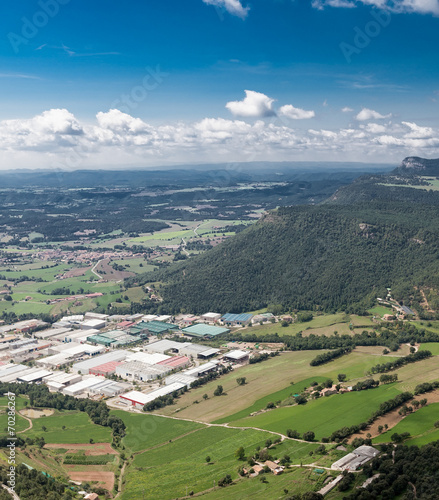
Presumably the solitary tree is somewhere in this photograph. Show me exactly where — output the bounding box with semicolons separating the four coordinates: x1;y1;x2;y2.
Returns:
205;456;211;463
235;447;245;460
337;374;347;382
214;385;223;397
303;431;315;442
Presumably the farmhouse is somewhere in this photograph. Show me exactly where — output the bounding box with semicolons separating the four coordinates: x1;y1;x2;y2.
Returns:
264;461;284;475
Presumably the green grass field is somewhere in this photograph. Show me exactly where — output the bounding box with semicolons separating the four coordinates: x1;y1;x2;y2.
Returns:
213;377;330;424
112;411;203;453
374;403;439;446
368;306;394;317
151;350;398;423
200;467;335;500
245;313;351;338
121;426;280;500
110;258;157;275
232;383;402;440
0;412;30;434
419;343;439;355
23;411;112;444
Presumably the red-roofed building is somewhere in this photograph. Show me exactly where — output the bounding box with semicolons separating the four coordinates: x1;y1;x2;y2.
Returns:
117;321;135;329
157;355;190;370
89;361;123;376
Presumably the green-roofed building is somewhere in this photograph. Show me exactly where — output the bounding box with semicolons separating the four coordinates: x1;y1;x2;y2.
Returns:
182;324;229;338
129;320;179;336
87;334;113;346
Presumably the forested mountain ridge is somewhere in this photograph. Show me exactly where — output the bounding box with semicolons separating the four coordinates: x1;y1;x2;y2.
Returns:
128;157;439;314
329;156;439;205
394;156;439;176
135;201;439;314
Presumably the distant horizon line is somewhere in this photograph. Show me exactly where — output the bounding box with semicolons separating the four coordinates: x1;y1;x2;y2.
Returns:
0;159;401;175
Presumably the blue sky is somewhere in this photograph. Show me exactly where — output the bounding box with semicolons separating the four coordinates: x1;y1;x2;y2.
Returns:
0;0;438;168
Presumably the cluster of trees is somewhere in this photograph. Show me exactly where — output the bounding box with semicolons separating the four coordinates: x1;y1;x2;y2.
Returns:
369;392;414;422
189;366;232;389
369;350;431;374
379;373;398;384
351;378;379;391
414;380;439;395
310;347;352;366
143;390;186;411
0;464;72;500
249;351;279;364
344;441;439;499
330;392;414;441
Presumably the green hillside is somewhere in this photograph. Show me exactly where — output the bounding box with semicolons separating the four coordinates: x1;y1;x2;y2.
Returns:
135;200;439;314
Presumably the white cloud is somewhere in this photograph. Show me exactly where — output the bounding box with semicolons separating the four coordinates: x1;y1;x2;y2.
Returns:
226;90;276;118
361;122;388;133
356;108;391;121
0;108;438;168
202;0;249;18
279;104;316;120
312;0;439;15
402;121;435;138
342;107;354;112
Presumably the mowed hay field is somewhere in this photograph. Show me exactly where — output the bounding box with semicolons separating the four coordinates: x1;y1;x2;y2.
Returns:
374;403;439;446
232;383;402;440
121;426;280;500
152;350;399;423
23;410;112;444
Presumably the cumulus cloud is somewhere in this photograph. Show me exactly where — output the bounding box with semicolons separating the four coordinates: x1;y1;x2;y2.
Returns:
312;0;439;15
342;107;354;113
226;90;276;118
202;0;249;18
356;108;391;121
279;104;316;120
0;108;438;168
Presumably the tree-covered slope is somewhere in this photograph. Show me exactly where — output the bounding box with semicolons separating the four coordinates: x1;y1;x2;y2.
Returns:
143;201;439;314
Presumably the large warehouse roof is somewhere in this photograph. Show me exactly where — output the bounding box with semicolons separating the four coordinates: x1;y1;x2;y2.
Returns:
221;313;253;323
72;350;129;373
145;339;189;353
120;383;186;406
182;324;229;338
